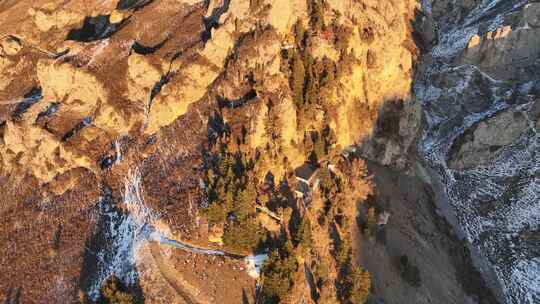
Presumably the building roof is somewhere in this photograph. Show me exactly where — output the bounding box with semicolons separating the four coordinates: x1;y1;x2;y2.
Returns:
294;163;318;182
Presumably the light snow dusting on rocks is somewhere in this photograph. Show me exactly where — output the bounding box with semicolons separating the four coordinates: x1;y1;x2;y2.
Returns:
83;168;155;300
417;0;540;303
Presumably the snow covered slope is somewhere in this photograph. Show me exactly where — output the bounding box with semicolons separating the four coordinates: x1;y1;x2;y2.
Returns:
416;1;540;303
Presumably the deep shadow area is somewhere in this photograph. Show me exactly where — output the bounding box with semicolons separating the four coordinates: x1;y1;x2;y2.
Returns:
62;116;92;141
66;15;130;42
132;39;168;55
117;0;154;11
35;102;60;122
411;8;437;53
99;154;118;171
201;0;231;43
149;75;171;102
217;89;257;109
11;87;42;120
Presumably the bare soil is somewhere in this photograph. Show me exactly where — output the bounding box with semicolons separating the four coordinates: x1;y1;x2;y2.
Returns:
164;243;256;304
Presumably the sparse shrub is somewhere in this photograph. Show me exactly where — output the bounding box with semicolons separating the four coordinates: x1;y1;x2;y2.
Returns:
249;0;264;10
364;206;377;239
335;26;353;51
399;255;422;287
321;57;336;87
360;26;375;43
347;267;371;304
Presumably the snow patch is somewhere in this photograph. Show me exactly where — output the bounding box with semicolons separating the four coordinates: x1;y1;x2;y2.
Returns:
244;254;268;279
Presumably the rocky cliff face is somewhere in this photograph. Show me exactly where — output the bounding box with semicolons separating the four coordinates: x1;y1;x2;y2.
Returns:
415;1;540;303
0;0;419;303
1;0;418;189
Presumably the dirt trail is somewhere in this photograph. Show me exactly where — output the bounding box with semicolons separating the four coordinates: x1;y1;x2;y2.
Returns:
148;242;211;304
157;235;243;258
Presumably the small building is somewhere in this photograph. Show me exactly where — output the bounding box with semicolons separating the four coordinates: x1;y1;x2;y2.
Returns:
293;163;319;199
295;163;318;184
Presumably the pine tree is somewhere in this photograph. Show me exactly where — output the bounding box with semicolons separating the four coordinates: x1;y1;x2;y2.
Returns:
348;267;371;304
206;169;216;187
218;155;230;175
310;0;325;31
223;188;235;210
206;202;226;225
223;217;266;252
261;244;298;302
294;21;306;47
294;217;312;247
318;167;334;194
313;136;327;162
291;51;305;106
365;207;377;239
235;188;254;221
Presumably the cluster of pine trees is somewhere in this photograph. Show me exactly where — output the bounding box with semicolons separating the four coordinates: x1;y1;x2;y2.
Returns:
200;1;374;303
203;119;267;253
